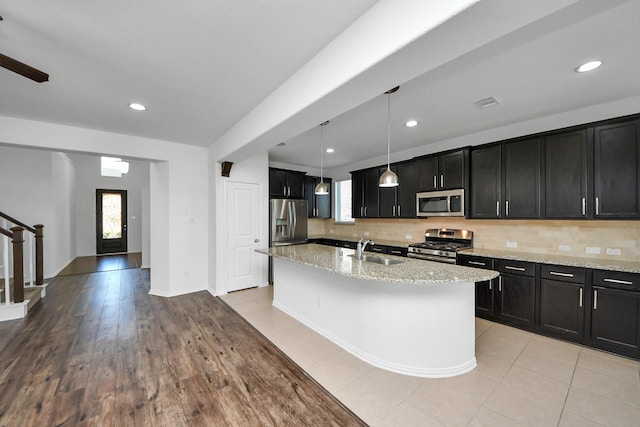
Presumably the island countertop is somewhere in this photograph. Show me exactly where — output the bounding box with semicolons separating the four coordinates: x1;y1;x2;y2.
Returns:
257;243;498;284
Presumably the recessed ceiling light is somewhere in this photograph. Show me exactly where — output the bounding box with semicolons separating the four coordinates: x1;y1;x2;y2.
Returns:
325;147;335;153
575;60;602;73
405;120;418;127
129;102;146;111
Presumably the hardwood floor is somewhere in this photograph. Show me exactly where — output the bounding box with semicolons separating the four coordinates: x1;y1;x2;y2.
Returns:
0;268;365;426
56;253;142;276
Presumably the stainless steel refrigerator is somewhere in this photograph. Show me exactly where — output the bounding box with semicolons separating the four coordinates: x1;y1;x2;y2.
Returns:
269;199;308;283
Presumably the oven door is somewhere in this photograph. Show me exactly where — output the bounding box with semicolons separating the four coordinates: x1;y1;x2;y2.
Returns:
416;189;465;217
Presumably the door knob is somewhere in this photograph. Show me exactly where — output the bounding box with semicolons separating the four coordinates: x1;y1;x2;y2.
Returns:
254;239;260;243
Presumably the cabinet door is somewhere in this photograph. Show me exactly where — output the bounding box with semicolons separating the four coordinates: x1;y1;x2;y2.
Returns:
351;171;364;218
287;171;306;199
397;161;420;217
457;255;495;318
594;119;640;218
379;166;397;218
545;130;589;218
439;150;465;189
504;137;543;218
590;287;640;357
363;168;380;217
417;156;439;191
315;178;332;219
497;274;535;328
303;176;316;217
539;279;584;340
470;145;501;218
269;169;288;198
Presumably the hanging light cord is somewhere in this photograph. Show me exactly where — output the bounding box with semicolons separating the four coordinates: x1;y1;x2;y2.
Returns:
386;91;391;169
320;123;324;182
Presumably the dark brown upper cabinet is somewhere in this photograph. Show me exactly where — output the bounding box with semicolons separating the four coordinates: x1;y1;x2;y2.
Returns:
269;168;306;199
416;149;467;192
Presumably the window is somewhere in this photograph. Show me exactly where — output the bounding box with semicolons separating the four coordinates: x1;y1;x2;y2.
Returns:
334;180;354;223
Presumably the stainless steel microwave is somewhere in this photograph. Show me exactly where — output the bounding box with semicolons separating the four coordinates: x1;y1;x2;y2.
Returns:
416;189;465;217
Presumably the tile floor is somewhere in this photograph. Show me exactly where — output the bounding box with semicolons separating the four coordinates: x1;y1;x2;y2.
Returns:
220;286;640;427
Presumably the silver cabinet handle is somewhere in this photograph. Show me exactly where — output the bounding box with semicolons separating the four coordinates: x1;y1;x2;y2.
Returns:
392;206;396;216
360;206;363;217
604;278;633;285
582;197;586;216
398;205;401;216
440;174;444;188
595;197;600;216
506;200;509;217
433;175;437;188
550;271;574;278
579;288;583;307
283;186;287;196
499;276;502;292
593;289;598;310
468;261;486;266
364;207;367;217
489;281;493;290
496;201;500;217
504;266;526;271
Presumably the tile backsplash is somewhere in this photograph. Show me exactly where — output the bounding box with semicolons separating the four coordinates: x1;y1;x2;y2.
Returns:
308;218;640;263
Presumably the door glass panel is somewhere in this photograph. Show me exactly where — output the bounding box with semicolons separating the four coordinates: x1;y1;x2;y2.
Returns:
102;193;122;239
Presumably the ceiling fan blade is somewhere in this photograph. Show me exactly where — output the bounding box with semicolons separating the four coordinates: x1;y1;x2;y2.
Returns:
0;53;49;83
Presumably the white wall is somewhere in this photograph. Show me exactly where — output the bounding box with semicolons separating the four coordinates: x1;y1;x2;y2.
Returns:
0;146;76;277
210;152;270;296
68;153;148;257
0;116;209;297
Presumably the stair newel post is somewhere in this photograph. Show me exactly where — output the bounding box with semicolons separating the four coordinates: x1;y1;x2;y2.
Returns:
11;227;25;303
34;225;44;286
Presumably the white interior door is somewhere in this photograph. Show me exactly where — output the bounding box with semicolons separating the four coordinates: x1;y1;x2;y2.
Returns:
226;181;261;292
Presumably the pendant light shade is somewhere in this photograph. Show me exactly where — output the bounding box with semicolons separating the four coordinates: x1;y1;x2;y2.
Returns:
315;121;330;195
379;86;399;187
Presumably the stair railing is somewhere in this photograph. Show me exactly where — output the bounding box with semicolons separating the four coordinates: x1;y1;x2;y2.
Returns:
0;212;44;305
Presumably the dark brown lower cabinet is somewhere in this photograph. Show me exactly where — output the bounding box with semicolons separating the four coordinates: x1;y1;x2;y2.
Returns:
589;270;640;358
457;254;495;318
539;265;586;341
497;271;535;329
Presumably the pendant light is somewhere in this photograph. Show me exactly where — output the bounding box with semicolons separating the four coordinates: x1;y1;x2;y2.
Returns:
379;86;399;187
314;121;330;195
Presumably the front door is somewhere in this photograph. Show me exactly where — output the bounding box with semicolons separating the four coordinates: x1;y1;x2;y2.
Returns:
226;181;261;292
96;189;128;254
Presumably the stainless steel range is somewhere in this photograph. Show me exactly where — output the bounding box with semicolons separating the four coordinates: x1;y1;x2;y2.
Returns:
407;228;473;263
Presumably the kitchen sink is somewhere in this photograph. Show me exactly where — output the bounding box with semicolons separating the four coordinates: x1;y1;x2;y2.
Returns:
348;254;405;265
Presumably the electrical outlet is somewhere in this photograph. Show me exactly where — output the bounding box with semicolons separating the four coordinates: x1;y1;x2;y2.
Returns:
329;229;334;234
506;241;518;248
405;234;412;240
585;247;601;255
363;231;370;236
606;248;621;256
559;245;571;251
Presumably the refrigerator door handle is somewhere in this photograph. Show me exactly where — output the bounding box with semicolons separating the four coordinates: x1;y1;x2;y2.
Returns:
290;202;296;239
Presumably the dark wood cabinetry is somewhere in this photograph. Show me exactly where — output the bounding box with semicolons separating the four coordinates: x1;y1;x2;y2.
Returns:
539;265;586;341
589;270;640;357
457;254;495;318
304;176;332;218
470;138;542;219
379;161;420;218
416;149;467;192
269;168;306;198
593;119;640;218
544;129;590;218
351;168;379;218
495;260;536;329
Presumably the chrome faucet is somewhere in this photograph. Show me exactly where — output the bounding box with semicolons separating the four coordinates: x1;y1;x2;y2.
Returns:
356;238;374;260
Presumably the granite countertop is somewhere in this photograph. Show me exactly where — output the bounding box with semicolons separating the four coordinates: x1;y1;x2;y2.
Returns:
308;234;416;248
257;244;498;284
459;248;640;274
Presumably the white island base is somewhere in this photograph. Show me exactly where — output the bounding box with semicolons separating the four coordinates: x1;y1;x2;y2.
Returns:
272;257;477;378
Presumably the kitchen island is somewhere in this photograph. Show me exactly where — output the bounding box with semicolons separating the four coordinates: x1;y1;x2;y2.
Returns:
257;244;498;378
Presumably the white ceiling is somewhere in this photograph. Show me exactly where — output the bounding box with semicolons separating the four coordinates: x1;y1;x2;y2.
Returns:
270;0;640;169
1;1;639;170
0;0;378;145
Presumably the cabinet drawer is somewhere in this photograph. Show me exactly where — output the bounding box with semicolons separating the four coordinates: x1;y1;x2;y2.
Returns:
496;259;535;277
593;270;640;291
541;265;586;284
388;247;408;257
457;255;493;270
